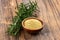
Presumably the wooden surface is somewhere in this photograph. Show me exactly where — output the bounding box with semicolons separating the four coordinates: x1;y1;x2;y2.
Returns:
0;0;60;40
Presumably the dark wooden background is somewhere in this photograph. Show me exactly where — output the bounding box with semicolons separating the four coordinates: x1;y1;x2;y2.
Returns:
0;0;60;40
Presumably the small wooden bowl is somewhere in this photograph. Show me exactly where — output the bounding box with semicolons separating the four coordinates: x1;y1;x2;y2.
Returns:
22;17;44;34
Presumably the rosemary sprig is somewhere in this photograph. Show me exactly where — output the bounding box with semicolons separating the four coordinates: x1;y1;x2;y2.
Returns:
8;1;38;36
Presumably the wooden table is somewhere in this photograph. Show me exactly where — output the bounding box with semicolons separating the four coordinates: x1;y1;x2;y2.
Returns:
0;0;60;40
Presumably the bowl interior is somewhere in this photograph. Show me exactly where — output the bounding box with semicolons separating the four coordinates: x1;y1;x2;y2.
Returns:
22;17;43;30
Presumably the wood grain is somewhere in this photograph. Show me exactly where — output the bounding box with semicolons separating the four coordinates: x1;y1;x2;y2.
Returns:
0;0;60;40
0;0;12;40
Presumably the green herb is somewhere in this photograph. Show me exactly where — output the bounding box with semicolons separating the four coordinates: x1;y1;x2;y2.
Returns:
7;1;38;36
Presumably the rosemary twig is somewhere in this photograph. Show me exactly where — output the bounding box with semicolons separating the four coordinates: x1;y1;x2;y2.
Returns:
7;1;38;36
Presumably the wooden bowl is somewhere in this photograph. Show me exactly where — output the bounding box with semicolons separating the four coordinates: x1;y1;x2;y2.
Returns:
22;17;43;34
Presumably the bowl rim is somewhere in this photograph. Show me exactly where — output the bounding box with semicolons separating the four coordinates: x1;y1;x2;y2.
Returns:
22;17;44;30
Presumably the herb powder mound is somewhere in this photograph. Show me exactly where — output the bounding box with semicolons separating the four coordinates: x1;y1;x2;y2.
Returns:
24;19;43;30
